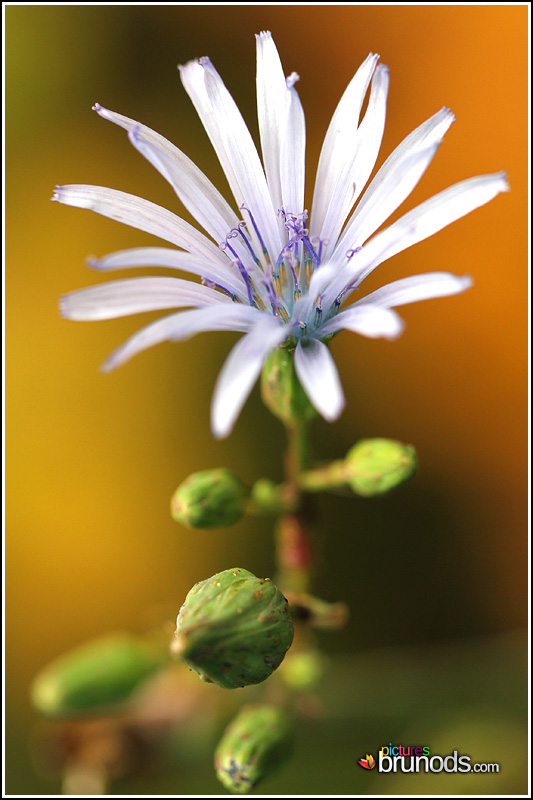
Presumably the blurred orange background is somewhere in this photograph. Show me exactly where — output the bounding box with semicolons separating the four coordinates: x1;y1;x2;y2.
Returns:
6;4;528;794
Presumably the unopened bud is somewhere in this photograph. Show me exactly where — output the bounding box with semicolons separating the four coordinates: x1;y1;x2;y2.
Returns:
279;650;325;691
171;468;248;529
215;704;293;793
173;568;294;689
345;438;417;496
261;347;317;426
31;634;166;717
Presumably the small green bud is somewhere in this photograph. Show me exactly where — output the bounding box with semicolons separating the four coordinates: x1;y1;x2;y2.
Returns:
31;634;166;717
261;347;317;426
171;468;248;529
215;704;293;793
173;568;294;689
279;650;325;691
345;438;417;496
250;478;298;515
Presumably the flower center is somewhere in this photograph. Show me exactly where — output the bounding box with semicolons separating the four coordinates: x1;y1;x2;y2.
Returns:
219;207;327;332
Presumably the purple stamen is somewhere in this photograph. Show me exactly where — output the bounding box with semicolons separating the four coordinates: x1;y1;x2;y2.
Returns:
240;205;268;255
201;277;238;301
289;262;299;292
346;246;363;261
236;221;261;266
275;242;293;274
314;299;323;327
302;235;320;269
223;240;255;305
311;236;327;265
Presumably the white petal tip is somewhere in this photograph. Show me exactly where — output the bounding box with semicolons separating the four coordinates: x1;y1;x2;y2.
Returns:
128;125;142;144
178;58;205;73
92;102;102;112
59;295;71;318
86;256;100;270
498;172;511;191
286;72;300;89
442;107;456;124
210;417;231;440
256;30;272;40
323;399;345;423
382;317;406;339
99;358;115;374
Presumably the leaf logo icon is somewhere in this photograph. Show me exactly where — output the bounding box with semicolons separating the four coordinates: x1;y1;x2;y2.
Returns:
357;754;375;769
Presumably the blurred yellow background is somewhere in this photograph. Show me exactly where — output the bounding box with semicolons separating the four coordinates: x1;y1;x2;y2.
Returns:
6;4;528;795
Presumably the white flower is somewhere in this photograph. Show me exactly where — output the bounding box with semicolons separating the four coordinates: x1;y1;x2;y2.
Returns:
56;31;508;438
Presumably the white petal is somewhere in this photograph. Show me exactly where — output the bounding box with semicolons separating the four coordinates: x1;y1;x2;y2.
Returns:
60;276;230;321
180;58;282;265
319;304;404;339
356;172;509;285
281;75;306;216
88;247;248;301
93;104;243;247
322;171;509;304
318;63;389;259
356;272;473;308
102;304;263;372
294;338;345;421
336;107;455;251
211;317;288;438
53;185;229;267
179;58;242;206
310;53;378;239
316;227;407;312
256;31;289;221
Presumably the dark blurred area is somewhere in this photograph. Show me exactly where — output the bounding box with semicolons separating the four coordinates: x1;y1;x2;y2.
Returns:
6;5;527;794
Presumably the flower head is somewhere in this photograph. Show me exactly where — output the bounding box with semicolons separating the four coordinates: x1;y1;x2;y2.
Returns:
56;32;508;437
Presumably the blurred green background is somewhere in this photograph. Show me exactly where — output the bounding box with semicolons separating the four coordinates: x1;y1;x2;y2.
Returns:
6;4;528;795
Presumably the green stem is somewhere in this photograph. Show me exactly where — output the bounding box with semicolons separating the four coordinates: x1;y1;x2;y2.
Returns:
275;422;314;595
297;460;348;492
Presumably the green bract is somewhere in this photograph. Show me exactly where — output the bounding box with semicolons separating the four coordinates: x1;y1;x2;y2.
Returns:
215;704;293;793
261;347;317;426
171;468;248;529
30;633;166;717
173;568;294;689
346;438;417;496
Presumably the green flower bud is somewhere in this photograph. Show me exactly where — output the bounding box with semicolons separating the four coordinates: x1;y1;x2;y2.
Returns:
173;568;294;689
345;438;417;496
171;468;248;529
261;347;317;426
31;634;167;717
215;704;293;793
279;650;325;691
250;478;298;515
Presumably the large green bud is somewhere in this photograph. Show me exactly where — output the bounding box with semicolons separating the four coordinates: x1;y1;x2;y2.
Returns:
173;568;294;689
261;346;317;426
171;468;248;529
31;633;167;717
345;438;417;496
215;704;293;793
